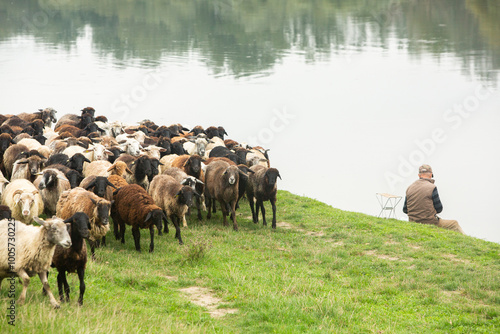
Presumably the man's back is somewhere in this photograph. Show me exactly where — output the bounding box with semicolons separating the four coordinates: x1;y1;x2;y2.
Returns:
405;178;439;225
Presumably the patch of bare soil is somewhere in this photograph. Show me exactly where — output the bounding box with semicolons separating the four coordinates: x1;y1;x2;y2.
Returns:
365;250;400;261
179;287;238;318
277;221;294;229
443;254;471;264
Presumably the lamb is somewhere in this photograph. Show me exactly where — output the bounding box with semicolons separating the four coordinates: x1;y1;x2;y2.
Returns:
149;175;196;244
204;160;246;231
0;216;71;308
33;167;71;216
50;212;90;305
56;187;112;258
112;184;165;252
1;179;44;225
246;165;281;229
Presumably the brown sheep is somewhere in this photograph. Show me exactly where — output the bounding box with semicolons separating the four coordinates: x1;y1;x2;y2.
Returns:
149;175;196;244
204;160;246;231
3;143;29;178
111;184;165;252
246;165;281;229
56;187;112;258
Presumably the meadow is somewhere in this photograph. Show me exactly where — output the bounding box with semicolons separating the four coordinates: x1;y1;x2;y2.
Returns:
1;190;499;333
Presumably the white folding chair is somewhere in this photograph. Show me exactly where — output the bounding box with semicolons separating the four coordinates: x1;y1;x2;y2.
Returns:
376;193;402;219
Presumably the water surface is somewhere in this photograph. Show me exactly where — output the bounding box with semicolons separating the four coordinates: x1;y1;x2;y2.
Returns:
1;0;499;242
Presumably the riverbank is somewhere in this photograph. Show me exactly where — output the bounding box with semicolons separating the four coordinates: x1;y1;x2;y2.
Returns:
1;190;499;332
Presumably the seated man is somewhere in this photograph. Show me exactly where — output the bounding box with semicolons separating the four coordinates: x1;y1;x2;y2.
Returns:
403;164;464;234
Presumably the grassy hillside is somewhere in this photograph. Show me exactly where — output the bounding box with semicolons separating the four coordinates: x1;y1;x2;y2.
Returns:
1;191;499;333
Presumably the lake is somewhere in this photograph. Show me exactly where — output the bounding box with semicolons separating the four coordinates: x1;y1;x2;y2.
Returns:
1;0;499;243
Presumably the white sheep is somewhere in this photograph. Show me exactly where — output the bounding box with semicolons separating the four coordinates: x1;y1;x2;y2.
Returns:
0;216;72;308
83;160;113;178
17;138;43;151
1;179;44;225
118;138;142;157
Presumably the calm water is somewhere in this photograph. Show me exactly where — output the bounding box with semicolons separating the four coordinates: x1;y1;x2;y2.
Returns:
1;0;499;243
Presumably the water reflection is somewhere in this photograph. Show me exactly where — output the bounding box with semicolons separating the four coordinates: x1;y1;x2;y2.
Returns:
1;0;499;80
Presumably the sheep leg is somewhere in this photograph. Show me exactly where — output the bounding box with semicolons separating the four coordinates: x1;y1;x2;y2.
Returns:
38;271;60;309
170;215;183;245
231;201;238;231
120;221;126;244
149;225;155;253
195;196;203;221
90;241;96;260
113;217;121;240
163;211;169;234
56;271;65;302
132;226;141;252
248;195;258;223
206;196;212;219
271;198;277;229
77;267;85;306
259;200;267;226
17;269;30;306
101;236;106;247
61;271;70;303
220;201;229;227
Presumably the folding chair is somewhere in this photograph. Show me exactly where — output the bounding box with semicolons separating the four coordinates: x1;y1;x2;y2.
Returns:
376;193;402;219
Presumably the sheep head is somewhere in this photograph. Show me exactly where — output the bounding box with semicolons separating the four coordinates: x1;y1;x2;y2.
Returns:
34;216;72;248
13;189;39;217
64;212;91;239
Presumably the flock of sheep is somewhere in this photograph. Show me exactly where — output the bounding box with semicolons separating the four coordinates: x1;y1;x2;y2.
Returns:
0;107;280;308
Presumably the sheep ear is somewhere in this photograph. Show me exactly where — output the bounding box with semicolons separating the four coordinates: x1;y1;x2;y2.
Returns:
84;157;91;163
13;190;23;204
126;167;133;174
106;180;118;189
175;190;182;198
144;211;152;222
277;172;282;180
194;191;201;198
238;170;248;178
84;180;96;190
65;223;71;232
195;178;204;185
90;197;97;205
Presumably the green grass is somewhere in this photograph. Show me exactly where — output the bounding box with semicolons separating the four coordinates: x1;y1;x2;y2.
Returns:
1;191;499;333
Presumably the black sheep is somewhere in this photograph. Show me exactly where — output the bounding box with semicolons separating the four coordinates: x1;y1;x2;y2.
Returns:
50;212;90;305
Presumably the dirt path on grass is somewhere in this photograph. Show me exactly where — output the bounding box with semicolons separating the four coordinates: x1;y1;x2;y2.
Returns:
179;287;238;318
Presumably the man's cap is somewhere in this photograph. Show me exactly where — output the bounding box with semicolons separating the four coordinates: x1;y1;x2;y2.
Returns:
419;164;433;174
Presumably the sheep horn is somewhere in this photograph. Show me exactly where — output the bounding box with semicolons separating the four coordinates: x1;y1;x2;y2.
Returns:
33;216;46;226
144;211;152;222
